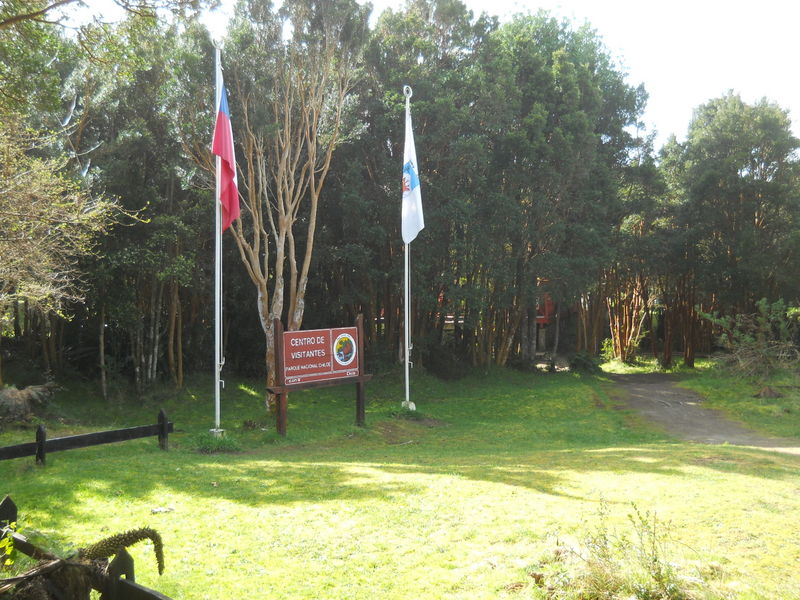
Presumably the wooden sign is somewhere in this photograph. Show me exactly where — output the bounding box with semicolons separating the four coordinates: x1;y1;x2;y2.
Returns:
283;327;359;385
268;316;372;436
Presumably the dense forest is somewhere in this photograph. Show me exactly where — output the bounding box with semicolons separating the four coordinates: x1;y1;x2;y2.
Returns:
2;0;799;393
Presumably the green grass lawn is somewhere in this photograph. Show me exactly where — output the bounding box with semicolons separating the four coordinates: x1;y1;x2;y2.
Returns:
2;366;800;599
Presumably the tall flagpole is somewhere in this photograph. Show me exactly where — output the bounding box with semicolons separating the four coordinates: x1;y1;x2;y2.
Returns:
213;46;224;435
402;85;416;411
404;241;413;410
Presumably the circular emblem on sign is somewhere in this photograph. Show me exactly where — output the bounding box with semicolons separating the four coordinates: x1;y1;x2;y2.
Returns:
333;333;356;367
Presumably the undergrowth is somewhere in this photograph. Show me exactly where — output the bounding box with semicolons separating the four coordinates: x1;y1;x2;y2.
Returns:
525;504;727;600
187;431;242;454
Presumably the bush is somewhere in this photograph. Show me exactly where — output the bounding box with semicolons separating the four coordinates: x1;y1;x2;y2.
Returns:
600;338;616;363
188;431;242;454
702;298;800;380
527;503;723;599
568;351;602;374
422;345;472;380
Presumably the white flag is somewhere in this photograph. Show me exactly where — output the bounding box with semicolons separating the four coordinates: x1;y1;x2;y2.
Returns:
402;99;424;244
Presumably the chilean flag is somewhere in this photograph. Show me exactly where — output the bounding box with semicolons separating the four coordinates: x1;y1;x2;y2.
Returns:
212;72;239;232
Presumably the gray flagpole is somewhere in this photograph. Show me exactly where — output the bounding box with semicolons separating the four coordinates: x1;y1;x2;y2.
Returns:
212;46;224;435
402;86;416;411
404;242;413;410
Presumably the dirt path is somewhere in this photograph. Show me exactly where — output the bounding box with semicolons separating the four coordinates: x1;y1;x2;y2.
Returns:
610;373;800;455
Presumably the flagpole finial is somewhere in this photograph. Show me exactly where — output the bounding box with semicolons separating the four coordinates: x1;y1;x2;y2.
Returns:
403;85;413;99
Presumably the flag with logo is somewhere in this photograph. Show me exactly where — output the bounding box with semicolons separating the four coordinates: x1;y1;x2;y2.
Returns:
401;99;424;243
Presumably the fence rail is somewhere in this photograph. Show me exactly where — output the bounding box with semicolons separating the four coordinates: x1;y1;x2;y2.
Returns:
0;409;173;464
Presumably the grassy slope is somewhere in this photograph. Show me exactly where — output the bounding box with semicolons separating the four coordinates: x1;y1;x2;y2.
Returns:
679;367;800;440
1;367;799;599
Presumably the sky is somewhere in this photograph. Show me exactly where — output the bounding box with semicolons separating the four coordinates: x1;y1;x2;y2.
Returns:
86;0;800;150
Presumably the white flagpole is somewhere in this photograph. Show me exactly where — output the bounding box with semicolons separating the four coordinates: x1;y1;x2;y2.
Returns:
402;86;416;411
213;47;224;435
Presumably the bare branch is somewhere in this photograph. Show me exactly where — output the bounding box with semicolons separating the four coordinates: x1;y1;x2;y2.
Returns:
0;0;79;30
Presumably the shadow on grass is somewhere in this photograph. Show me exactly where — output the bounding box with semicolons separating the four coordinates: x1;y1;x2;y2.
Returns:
4;431;799;531
3;368;800;528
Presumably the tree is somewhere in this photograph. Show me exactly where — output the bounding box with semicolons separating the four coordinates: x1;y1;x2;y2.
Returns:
457;13;643;366
307;0;500;372
309;5;645;370
660;93;800;366
604;152;667;363
67;18;215;393
0;2;65;113
0;119;116;313
0;115;116;383
0;0;209;30
220;0;369;391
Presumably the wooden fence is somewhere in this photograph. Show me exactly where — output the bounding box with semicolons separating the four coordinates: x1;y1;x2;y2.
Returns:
0;496;172;599
0;409;173;465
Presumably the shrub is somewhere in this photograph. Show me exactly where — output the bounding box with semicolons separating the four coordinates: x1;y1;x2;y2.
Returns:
527;503;723;599
188;431;242;454
600;338;616;362
568;351;602;374
422;345;472;380
702;298;800;380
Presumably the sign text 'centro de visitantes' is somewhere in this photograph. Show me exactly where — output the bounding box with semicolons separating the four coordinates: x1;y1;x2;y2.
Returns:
282;327;359;385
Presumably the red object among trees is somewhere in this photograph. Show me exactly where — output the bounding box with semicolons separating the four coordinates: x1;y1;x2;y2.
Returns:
536;294;555;325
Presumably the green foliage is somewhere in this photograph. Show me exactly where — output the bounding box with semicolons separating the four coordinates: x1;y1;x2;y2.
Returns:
567;351;602;374
600;338;616;363
189;431;242;454
702;298;800;380
0;117;118;313
0;521;19;566
0;2;65;113
530;504;715;600
4;0;800;395
312;5;644;369
666;94;800;308
422;345;472;380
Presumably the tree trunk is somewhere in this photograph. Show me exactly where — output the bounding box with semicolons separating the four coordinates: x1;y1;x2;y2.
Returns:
661;305;673;369
167;283;177;387
647;304;659;362
13;300;21;339
176;293;183;388
99;303;108;401
606;271;648;363
497;305;524;366
146;279;164;384
40;313;50;373
552;308;561;356
577;291;604;355
520;310;530;363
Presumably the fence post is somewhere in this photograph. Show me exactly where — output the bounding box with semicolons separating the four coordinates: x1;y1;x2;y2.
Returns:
35;425;46;465
274;318;288;437
158;409;169;451
108;546;136;583
0;495;17;526
0;495;18;566
355;314;366;427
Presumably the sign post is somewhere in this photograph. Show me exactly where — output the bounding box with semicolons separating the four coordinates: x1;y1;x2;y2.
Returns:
268;315;372;436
